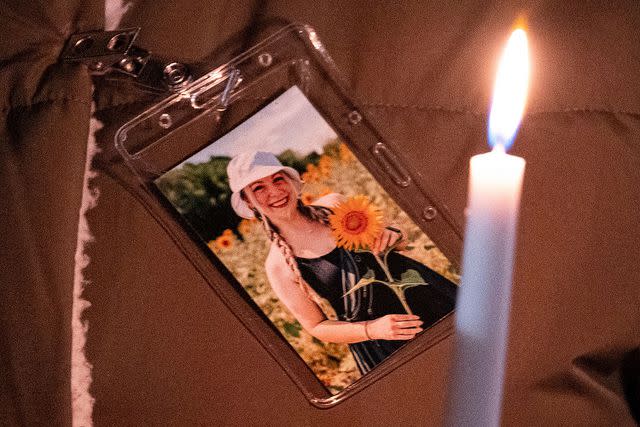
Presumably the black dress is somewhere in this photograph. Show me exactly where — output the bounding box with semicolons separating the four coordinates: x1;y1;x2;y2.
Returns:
295;247;457;374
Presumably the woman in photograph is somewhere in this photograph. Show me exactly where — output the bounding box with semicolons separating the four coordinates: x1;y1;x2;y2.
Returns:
227;150;457;374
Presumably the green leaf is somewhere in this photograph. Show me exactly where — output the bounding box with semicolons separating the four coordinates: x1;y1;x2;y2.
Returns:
362;268;375;279
343;269;386;297
283;321;302;338
400;269;424;284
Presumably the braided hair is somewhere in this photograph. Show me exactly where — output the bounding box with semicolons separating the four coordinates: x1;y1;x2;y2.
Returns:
249;197;334;308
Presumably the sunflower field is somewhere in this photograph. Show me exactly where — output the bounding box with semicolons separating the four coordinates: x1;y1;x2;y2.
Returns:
157;140;459;394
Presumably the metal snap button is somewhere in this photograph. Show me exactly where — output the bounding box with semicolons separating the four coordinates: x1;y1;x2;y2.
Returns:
422;206;438;221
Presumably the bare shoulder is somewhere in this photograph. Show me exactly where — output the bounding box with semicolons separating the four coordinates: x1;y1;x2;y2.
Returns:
265;242;296;289
312;192;346;209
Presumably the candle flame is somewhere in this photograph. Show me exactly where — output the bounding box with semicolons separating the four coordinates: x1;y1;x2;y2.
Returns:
488;27;529;151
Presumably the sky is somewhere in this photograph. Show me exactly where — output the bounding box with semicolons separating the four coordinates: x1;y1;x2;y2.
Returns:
178;86;338;167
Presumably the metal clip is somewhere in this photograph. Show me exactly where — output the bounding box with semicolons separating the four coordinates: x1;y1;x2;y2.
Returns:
61;28;149;76
62;29;193;93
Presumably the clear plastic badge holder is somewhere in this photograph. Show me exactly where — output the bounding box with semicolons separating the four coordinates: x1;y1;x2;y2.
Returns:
114;24;458;407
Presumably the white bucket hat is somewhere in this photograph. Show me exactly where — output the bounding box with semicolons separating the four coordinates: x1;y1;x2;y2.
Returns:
227;151;302;219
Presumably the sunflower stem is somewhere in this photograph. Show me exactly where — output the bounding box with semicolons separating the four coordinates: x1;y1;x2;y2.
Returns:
393;288;414;315
373;252;394;283
372;252;413;315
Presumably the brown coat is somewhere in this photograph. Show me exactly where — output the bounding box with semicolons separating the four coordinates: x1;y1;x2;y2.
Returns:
1;1;638;425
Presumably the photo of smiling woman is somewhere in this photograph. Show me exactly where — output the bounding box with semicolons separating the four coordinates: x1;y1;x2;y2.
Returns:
227;150;457;374
155;86;459;391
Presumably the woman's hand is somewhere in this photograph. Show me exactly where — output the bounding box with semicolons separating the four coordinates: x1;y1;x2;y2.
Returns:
371;226;406;254
365;314;423;341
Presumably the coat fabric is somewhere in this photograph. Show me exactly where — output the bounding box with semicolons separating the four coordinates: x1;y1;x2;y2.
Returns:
1;1;639;426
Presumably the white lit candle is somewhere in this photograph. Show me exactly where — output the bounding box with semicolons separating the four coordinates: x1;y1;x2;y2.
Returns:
445;27;529;427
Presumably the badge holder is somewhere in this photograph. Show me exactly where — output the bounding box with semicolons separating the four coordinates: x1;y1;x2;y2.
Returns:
110;24;460;407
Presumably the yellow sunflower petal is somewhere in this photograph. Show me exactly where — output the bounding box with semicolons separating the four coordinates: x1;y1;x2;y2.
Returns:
328;195;383;250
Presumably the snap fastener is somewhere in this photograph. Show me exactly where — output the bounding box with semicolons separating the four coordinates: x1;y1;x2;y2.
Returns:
258;52;273;67
163;62;191;89
158;113;172;129
422;206;438;221
348;110;362;125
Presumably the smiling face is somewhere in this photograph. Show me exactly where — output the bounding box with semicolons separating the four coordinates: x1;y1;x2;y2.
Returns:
242;171;298;220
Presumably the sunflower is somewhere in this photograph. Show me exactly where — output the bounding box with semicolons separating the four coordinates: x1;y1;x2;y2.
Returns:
329;195;383;251
302;163;320;183
318;155;333;176
237;219;255;237
214;234;235;251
